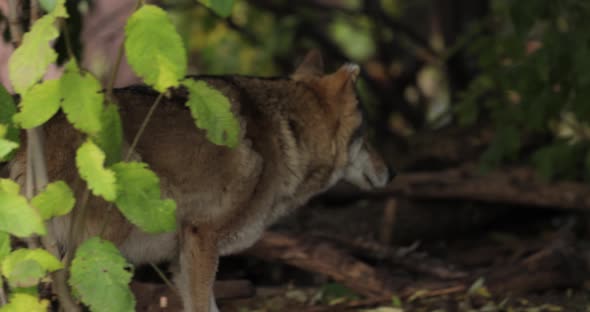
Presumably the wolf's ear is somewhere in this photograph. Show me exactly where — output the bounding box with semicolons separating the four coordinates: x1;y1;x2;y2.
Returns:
324;63;360;92
292;49;324;79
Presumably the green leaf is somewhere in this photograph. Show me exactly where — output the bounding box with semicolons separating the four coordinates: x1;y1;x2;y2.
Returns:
8;15;59;94
76;140;117;202
0;179;20;194
5;260;44;288
13;79;61;129
93;104;122;166
0;293;50;312
60;62;104;135
125;5;187;92
39;0;57;13
31;181;75;220
0;84;19;143
0;232;10;264
183;80;240;148
112;162;176;233
0;179;46;237
0;137;19;160
69;237;135;312
2;249;63;287
197;0;235;17
40;0;67;17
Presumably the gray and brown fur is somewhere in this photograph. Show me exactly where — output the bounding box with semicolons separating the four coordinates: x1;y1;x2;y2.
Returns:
9;51;391;312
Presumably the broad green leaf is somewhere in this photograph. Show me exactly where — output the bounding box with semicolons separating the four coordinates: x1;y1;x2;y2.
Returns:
53;0;68;18
60;62;104;135
0;179;20;194
197;0;235;17
5;260;45;288
112;162;176;233
0;293;49;312
0;232;10;263
8;15;59;94
39;0;57;13
31;181;75;220
125;5;187;92
13;79;61;129
0;84;19;143
2;249;63;287
93;104;122;166
69;237;135;312
183;80;240;147
76;140;117;202
0;137;19;160
0;179;46;237
44;0;67;18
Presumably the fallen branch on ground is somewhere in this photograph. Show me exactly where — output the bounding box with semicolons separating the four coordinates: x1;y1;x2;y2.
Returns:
245;232;393;298
323;165;590;211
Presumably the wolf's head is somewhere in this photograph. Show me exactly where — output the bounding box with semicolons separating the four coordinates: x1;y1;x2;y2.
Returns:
290;50;393;191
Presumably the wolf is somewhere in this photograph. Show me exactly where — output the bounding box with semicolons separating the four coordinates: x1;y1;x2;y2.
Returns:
9;50;392;311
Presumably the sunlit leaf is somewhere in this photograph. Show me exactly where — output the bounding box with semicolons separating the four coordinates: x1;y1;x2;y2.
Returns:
112;162;176;233
93;104;122;166
125;5;186;92
13;79;61;129
183;80;240;147
60;61;104;135
8;15;59;94
0;84;19;143
0;293;49;312
76;140;117;202
0;137;19;160
0;179;46;237
0;232;10;263
2;249;63;287
69;237;135;312
31;181;75;220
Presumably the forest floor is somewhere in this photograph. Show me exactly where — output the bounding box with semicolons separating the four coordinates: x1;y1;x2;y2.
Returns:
131;195;590;312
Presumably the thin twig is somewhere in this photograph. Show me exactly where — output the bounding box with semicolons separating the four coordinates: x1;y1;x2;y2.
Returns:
0;283;6;306
106;0;143;101
149;262;177;292
65;188;90;266
7;0;22;46
7;1;80;309
28;129;81;312
60;20;75;61
106;41;126;101
125;92;164;160
29;0;39;23
120;91;179;293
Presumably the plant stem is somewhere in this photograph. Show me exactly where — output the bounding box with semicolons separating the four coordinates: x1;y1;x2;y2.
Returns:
7;1;81;310
106;0;144;101
125;92;164;160
0;281;6;306
28;129;81;312
7;0;22;46
61;20;76;60
29;0;39;23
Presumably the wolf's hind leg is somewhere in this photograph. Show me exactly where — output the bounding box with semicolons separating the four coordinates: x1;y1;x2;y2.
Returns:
177;223;219;312
209;293;220;312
